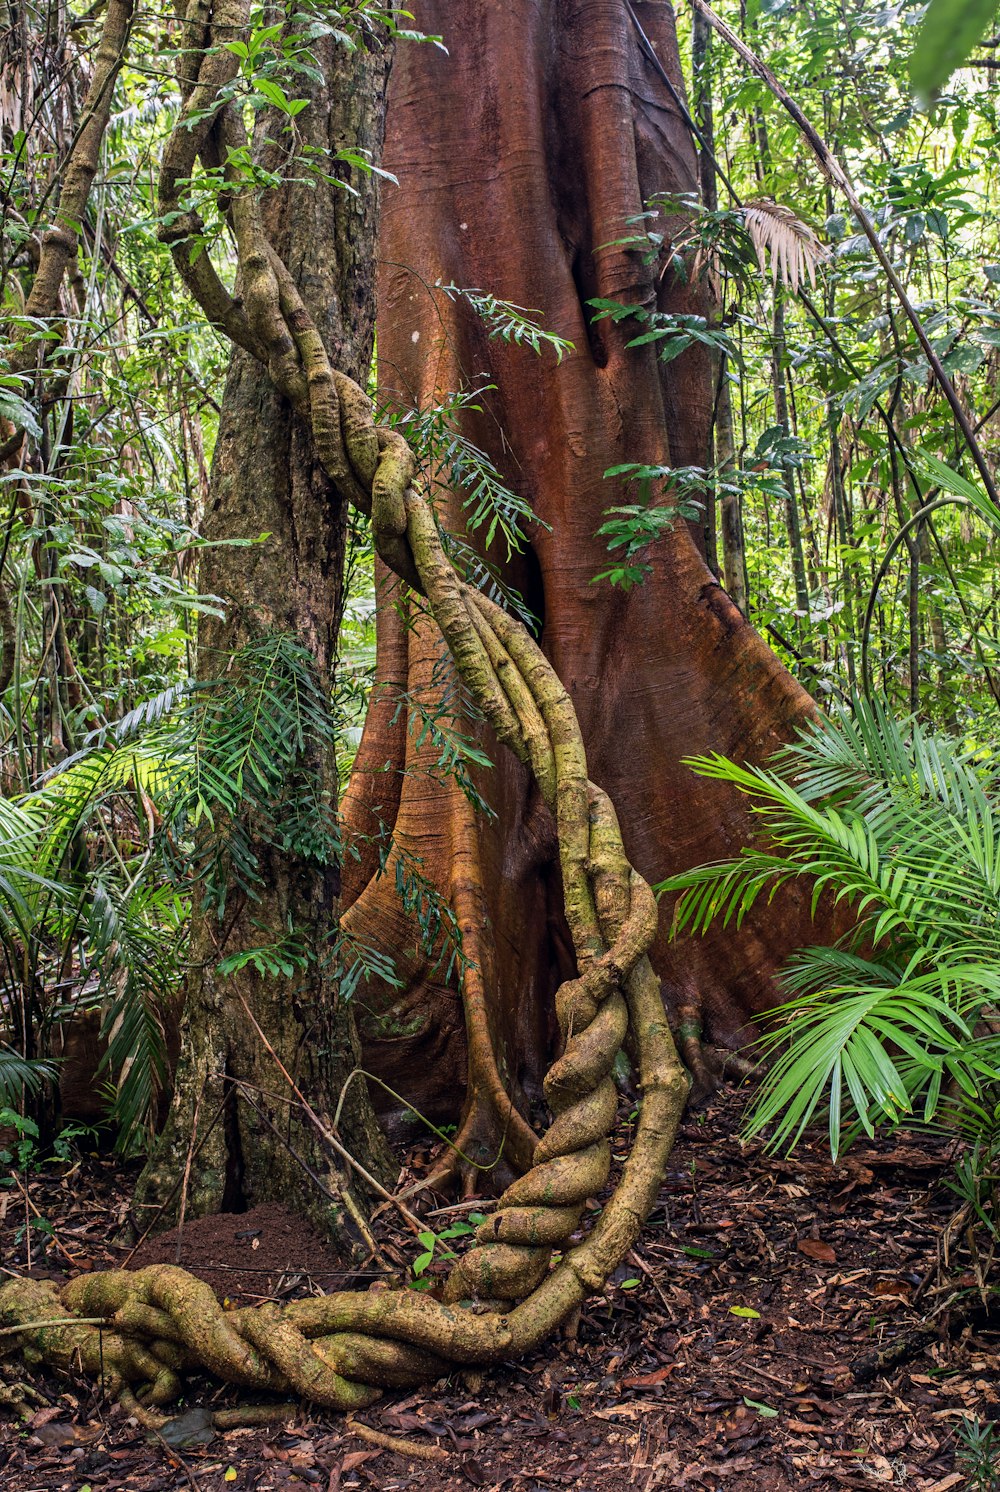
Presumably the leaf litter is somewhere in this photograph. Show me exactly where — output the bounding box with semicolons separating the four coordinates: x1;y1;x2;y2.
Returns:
1;1087;996;1491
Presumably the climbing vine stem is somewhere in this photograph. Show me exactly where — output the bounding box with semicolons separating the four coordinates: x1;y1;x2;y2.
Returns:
0;1;688;1414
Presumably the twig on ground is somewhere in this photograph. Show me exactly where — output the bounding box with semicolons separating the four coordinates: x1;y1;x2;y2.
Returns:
850;1294;999;1383
0;1316;109;1337
7;1174;87;1268
213;1403;299;1429
232;1082;371;1226
422;1200;495;1219
152;1426;202;1490
627;1251;678;1322
346;1415;449;1461
742;1360;799;1392
120;1092;230;1266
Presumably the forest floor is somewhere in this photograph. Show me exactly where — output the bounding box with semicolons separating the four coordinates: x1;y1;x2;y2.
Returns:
1;1087;997;1492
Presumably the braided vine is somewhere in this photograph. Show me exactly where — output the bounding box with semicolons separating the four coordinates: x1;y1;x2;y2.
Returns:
0;1;689;1417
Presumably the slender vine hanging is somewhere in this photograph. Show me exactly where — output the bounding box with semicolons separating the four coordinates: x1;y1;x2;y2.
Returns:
0;0;688;1418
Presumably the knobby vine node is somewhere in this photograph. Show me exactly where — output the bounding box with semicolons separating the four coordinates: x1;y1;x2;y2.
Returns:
0;0;688;1418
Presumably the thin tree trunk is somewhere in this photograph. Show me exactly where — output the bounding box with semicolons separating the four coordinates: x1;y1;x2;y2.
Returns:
136;26;394;1245
908;523;922;714
692;7;745;609
923;526;951;725
772;296;811;619
14;1;134;363
826;400;857;688
749;100;809;620
716;357;747;612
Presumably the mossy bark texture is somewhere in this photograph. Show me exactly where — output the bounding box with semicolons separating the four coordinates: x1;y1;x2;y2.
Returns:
133;7;395;1243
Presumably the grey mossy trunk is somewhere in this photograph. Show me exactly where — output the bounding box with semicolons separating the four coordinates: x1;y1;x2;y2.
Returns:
135;30;395;1250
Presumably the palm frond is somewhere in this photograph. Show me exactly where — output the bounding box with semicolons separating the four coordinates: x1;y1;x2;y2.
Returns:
87;876;182;1147
663;699;1000;1157
0;635;337;1145
742;198;827;294
746;972;980;1157
0;1046;57;1108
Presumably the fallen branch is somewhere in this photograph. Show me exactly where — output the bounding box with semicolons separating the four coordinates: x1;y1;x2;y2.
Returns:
346;1416;449;1462
851;1294;999;1384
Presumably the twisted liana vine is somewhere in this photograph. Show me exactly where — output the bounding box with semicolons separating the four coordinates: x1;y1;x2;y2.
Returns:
0;1;689;1418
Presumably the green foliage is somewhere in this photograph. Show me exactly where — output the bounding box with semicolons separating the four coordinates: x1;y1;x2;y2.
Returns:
436;285;573;363
588;299;737;365
956;1415;1000;1492
0;1050;55;1109
328;931;403;1004
160;634;343;913
388;842;469;983
0;631;342;1142
595;464;705;589
393;385;544;561
0;375;42;441
7;0;1000;1191
660;696;1000;1162
909;0;998;99
0;1108;41;1172
396;687;495;817
0;1108;95;1175
598;6;1000;728
216;932;311;981
390;385;544;628
408;1213;484;1289
0;611;479;1142
87;877;183;1143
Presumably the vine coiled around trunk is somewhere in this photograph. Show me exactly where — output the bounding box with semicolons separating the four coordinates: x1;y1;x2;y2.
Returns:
0;1;689;1417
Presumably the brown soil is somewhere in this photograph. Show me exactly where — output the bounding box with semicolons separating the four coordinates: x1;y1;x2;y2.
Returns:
1;1088;997;1491
127;1204;375;1303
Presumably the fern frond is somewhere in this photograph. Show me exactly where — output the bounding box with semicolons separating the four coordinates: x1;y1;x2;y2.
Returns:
435;283;574;362
393;388;547;561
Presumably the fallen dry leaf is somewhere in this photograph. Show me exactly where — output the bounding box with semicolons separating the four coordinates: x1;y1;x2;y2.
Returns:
798;1237;837;1263
30;1421;90;1448
873;1279;912;1299
621;1365;679;1388
342;1449;379;1472
28;1406;66;1429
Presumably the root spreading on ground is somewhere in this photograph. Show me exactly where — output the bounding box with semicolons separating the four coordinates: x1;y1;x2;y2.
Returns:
0;0;689;1416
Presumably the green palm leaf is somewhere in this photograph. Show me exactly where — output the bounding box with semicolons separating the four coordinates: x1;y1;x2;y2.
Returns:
661;699;1000;1158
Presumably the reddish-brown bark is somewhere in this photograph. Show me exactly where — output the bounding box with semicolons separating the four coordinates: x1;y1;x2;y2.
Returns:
343;0;817;1174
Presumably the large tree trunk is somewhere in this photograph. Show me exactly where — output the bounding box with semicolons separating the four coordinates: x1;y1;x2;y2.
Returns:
135;28;394;1246
344;0;819;1179
0;0;821;1403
